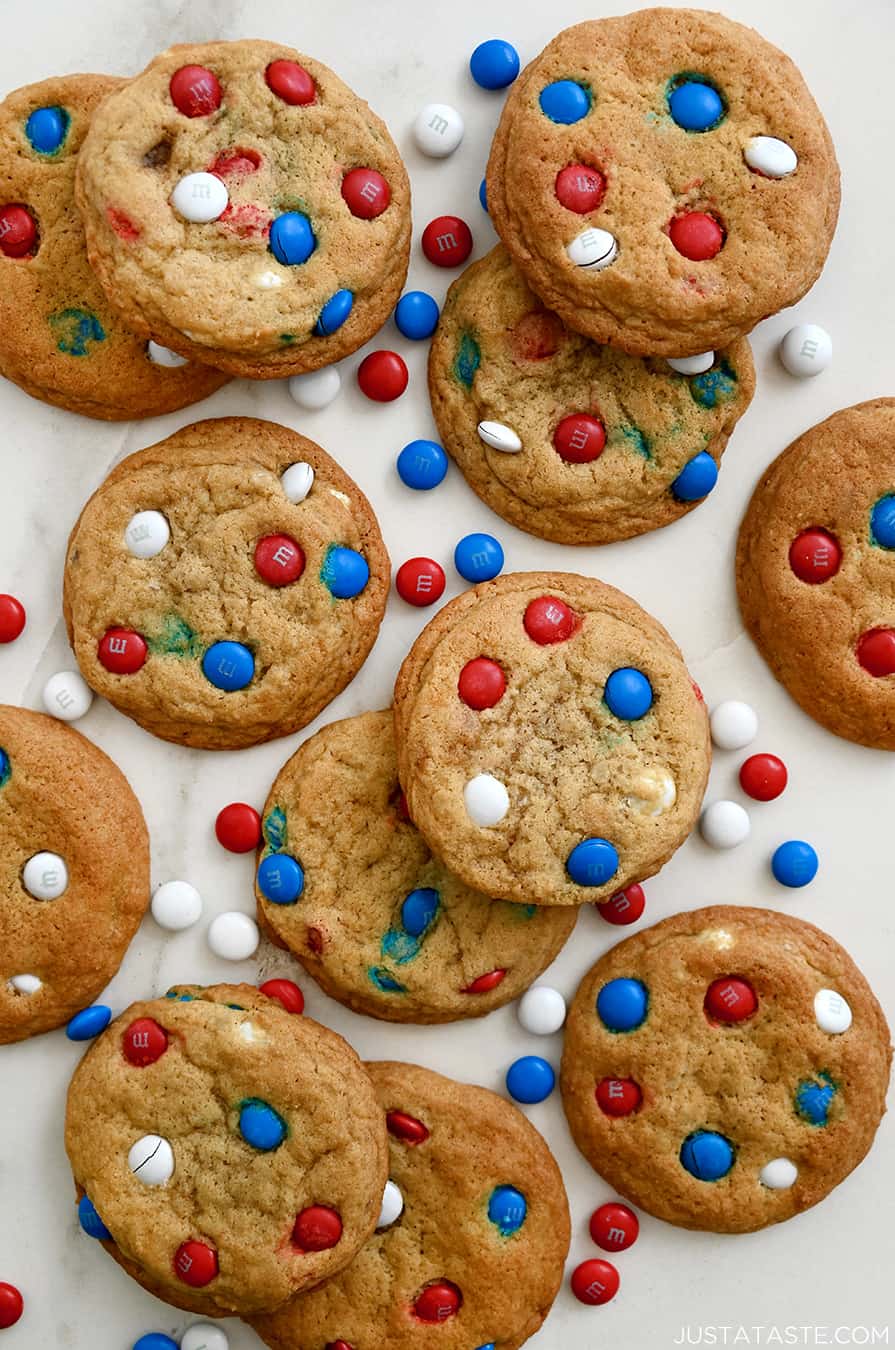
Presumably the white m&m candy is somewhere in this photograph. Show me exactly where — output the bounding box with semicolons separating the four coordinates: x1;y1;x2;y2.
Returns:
779;324;832;378
171;172;229;223
760;1157;798;1190
208;911;260;961
128;1133;175;1186
151;879;203;932
517;985;567;1036
700;800;750;850
744;136;798;179
463;773;509;827
814;988;853;1034
281;462;316;502
566;227;618;271
710;700;758;751
412;103;464;158
41;670;93;722
147;340;188;368
667;352;715;375
125;510;170;559
477;421;522;454
9;974;41;995
377;1179;404;1230
181;1325;230;1350
288;366;341;411
23;851;68;899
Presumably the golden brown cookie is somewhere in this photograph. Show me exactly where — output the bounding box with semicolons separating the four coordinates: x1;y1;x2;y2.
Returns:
62;417;389;750
0;705;148;1043
561;906;891;1233
486;10;839;357
0;74;227;420
251;1060;570;1350
737;399;895;749
65;983;388;1317
393;572;710;907
429;245;755;544
75;40;411;378
255;710;577;1022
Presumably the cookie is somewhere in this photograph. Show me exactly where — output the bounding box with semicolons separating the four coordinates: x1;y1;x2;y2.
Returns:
62;417;389;749
0;705;149;1044
561;906;891;1233
75;40;411;378
255;709;577;1022
393;571;710;907
429;245;755;544
65;983;388;1317
251;1060;570;1350
486;9;839;357
737;399;895;749
0;75;227;420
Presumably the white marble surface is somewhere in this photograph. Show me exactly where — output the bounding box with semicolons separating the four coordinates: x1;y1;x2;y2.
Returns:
1;1;894;1346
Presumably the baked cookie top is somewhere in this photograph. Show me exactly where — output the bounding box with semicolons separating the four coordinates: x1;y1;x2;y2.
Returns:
0;74;227;419
65;984;388;1317
429;245;755;544
393;571;710;907
486;9;839;356
251;1060;570;1350
0;705;149;1043
560;906;891;1232
255;709;577;1022
737;399;895;749
75;40;411;378
62;417;389;750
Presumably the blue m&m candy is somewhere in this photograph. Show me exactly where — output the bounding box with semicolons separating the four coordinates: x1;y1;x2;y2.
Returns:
202;640;254;692
26;105;69;154
397;439;448;491
257;853;304;904
395;290;440;340
539;80;591;125
771;840;818;888
479;178;488;213
470;39;520;91
78;1194;111;1240
795;1074;836;1125
680;1130;734;1180
668;81;724;132
506;1055;555;1104
596;978;648;1032
321;545;369;599
566;837;619;887
314;289;353;336
604;668;653;721
488;1184;527;1235
239;1098;287;1151
671;451;718;502
454;532;504;583
871;495;895;548
269;211;316;265
401;887;439;936
66;1005;112;1041
133;1335;179;1350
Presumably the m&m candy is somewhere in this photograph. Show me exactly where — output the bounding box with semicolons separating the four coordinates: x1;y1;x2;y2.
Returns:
340;168;390;219
704;977;757;1024
396;557;445;607
604;668;653;721
394;291;439;340
505;1055;555;1104
386;1110;430;1144
357;350;408;402
180;1327;228;1350
589;1202;639;1252
700;800;750;850
566;837;619;887
99;628;148;674
0;1283;22;1329
66;1005;112;1041
266;60;315;105
570;1259;619;1306
151;879;202;931
314;290;353;336
207;911;260;960
174;1240;218;1286
857;627;895;677
555;165;605;214
710;700;757;750
523;596;577;644
669;212;724;261
122;1017;168;1067
596;978;648;1032
668;80;724;131
517;985;566;1036
679;1130;734;1181
421;215;472;268
745;136;798;178
26;105;69;154
771;840;818;888
239;1099;287;1151
469;39;520;90
288;368;341;411
671;451;718;501
454;533;504;583
779;324;832;378
0;204;37;257
377;1180;404;1230
169;65;221;117
788;528;841;583
412;103;464;158
321;546;370;599
259;978;304;1015
202;640;254;692
553;413;605;463
215;802;262;852
254;535;305;586
257;853;305;904
397;439;448;490
458;657;506;710
0;594;25;643
599;883;645;926
413;1281;461;1322
739;753;788;801
596;1077;641;1116
133;1335;178;1350
539;80;590;125
269;211;316;265
78;1193;112;1240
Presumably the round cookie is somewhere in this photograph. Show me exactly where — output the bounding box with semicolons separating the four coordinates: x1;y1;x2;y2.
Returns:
486;10;839;357
255;710;577;1022
75;40;411;378
430;245;755;544
737;399;895;749
0;705;149;1043
65;983;388;1317
251;1060;570;1350
561;906;892;1233
62;417;389;749
393;571;710;907
0;75;227;420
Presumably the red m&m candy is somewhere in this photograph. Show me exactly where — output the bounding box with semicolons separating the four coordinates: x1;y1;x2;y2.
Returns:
739;753;788;802
599;883;645;925
122;1017;168;1067
174;1240;218;1286
326;1343;355;1350
421;215;472;268
462;968;506;994
98;627;147;674
259;977;305;1015
396;557;445;607
669;211;724;261
254;534;305;587
553;413;606;464
265;60;316;105
523;596;578;644
458;657;506;710
169;65;222;117
704;976;757;1024
788;528;841;583
589;1201;639;1252
386;1110;430;1144
0;204;37;258
341;168;390;219
215;802;262;852
857;627;895;677
357;350;408;402
293;1205;343;1251
0;1282;23;1329
571;1258;619;1306
596;1077;641;1117
0;594;26;643
413;1281;462;1323
555;164;605;214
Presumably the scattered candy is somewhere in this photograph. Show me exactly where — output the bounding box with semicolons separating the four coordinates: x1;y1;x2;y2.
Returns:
596;1077;641;1116
340;168;390;220
78;1194;111;1240
171;172;229;224
744;135;798;178
700;800;750;850
239;1099;286;1151
413;1281;461;1323
668;80;724;131
671;451;718;501
151;880;203;931
666;351;714;375
174;1240;218;1287
22;850;67;900
704;977;757;1024
396;557;446;607
779;324;832;378
280;461;315;502
477;419;521;453
566;837;619;887
133;1334;178;1350
710;700;758;751
314;289;354;335
596;978;648;1032
739;753;788;801
422;215;473;268
259;978;304;1015
554;165;605;214
0;204;37;258
397;439;448;490
66;1005;112;1041
771;840;818;888
505;1054;555;1103
0;594;25;643
288;367;341;411
463;773;509;826
215;803;262;853
759;1157;798;1189
125;510;170;559
26;105;69;155
254;534;305;587
207;911;260;960
269;211;316;265
604;667;653;721
412;103;464;158
394;290;439;340
147;341;188;367
479;178;488;212
41;668;95;719
589;1202;639;1252
357;350;408;401
669;211;724;261
458;657;506;710
553;413;605;463
856;627;895;676
266;60;315;106
202;640;254;692
180;1326;229;1350
524;595;577;644
598;883;645;926
98;627;148;674
789;527;841;583
0;1283;22;1329
377;1179;404;1230
123;1017;168;1066
539;80;590;124
680;1130;734;1181
517;985;566;1036
169;65;221;117
469;39;520;90
293;1206;343;1251
257;853;305;904
570;1258;619;1306
566;227;618;270
814;989;852;1034
454;532;504;583
128;1133;174;1186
